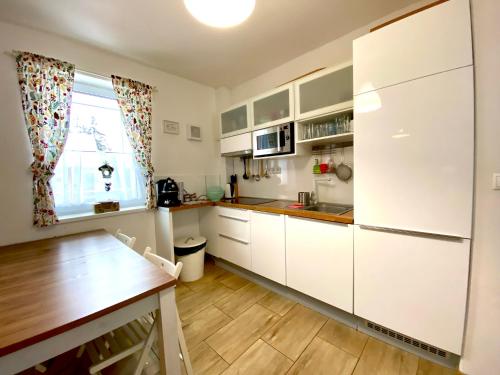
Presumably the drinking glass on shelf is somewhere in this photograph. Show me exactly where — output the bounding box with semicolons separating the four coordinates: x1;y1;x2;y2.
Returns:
302;124;309;140
320;123;327;137
313;123;321;139
327;121;336;136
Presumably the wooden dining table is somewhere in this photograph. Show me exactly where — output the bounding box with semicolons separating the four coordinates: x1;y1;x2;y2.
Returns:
0;229;180;375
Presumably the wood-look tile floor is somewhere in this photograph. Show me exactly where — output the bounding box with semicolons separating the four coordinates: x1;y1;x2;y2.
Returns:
21;258;461;375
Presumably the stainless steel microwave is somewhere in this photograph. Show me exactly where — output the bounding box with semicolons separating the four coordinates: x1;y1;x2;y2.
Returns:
252;122;294;158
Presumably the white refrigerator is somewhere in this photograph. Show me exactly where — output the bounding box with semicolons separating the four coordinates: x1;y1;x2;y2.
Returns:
352;0;473;355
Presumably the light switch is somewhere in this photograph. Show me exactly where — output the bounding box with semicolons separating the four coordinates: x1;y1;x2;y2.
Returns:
493;173;500;190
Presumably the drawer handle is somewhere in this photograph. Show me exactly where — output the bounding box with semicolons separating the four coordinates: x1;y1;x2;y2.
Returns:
359;225;464;242
218;214;249;222
218;233;249;245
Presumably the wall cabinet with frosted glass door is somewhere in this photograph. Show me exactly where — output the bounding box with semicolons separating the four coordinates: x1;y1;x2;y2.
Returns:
251;83;294;130
295;63;353;121
220;101;252;138
294;63;354;147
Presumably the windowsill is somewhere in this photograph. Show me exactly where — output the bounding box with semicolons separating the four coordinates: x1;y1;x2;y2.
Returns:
58;206;149;224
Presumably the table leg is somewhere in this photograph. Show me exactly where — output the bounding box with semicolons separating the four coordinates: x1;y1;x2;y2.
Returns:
157;287;181;375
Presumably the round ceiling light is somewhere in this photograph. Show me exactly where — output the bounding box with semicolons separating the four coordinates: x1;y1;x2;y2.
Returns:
184;0;256;28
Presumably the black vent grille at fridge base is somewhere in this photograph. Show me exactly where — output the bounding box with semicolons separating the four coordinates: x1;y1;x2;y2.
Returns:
365;321;449;358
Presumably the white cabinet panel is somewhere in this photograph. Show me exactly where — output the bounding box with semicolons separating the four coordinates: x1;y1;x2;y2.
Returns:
353;0;472;95
220;133;252;156
218;235;251;269
286;216;353;313
354;67;473;238
199;207;219;257
354;226;470;354
251;211;286;285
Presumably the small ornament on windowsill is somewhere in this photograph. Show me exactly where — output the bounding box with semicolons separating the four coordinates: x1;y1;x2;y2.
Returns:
94;162;120;214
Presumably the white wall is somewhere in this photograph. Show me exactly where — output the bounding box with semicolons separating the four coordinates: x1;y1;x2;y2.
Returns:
0;21;220;251
460;0;500;374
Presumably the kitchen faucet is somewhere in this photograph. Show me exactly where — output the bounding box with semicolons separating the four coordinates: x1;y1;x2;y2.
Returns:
311;177;336;205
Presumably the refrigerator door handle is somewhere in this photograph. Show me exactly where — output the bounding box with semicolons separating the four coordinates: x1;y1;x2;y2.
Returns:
358;225;465;242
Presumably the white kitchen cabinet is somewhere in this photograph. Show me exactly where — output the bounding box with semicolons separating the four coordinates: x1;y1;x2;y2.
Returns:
220;132;252;156
354;226;470;354
250;211;286;285
199;207;219;257
216;207;251;269
220;101;252;138
353;0;472;95
251;84;294;130
285;216;353;313
354;66;474;239
295;63;353;121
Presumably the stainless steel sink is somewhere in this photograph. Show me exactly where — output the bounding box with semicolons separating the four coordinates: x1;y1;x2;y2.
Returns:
301;203;353;215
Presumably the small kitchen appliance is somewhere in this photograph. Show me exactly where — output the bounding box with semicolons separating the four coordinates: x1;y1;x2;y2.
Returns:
157;178;181;207
253;122;295;158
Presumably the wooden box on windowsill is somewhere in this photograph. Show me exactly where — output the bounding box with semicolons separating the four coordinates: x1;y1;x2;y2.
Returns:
94;201;120;214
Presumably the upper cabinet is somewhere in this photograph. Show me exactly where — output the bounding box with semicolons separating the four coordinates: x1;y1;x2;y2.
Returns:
295;64;353;121
353;0;472;95
251;84;294;130
220;101;251;138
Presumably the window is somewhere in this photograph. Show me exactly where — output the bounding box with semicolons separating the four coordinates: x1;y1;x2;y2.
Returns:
52;72;146;216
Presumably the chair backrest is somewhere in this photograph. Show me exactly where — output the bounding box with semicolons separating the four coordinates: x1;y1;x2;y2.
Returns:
143;246;183;278
115;229;136;249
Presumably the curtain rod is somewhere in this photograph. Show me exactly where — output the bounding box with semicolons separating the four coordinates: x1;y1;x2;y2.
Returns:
5;50;158;92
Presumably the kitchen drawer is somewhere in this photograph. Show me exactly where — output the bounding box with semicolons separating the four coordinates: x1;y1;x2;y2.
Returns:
217;206;250;221
217;207;250;243
218;233;251;269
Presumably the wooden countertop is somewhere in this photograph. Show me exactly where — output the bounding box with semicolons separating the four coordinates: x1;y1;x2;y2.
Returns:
162;199;354;224
0;230;176;356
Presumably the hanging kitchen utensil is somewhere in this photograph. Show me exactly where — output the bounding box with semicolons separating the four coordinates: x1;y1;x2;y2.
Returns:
259;160;264;178
254;159;260;181
264;160;270;178
242;158;249;180
336;148;352;182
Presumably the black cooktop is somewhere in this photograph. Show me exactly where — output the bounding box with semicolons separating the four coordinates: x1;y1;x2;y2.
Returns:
228;197;276;205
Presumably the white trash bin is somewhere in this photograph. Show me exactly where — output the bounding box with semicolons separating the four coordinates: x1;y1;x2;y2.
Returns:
174;236;207;282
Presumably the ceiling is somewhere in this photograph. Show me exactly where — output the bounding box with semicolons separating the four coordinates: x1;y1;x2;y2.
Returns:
0;0;421;88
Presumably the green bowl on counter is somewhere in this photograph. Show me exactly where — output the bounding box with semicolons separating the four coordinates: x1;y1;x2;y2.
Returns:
207;186;224;202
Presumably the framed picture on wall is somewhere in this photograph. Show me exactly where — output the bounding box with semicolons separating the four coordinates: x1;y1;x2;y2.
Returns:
162;120;180;134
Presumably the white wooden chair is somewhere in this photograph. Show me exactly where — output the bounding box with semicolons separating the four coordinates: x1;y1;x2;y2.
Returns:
79;247;193;375
115;228;136;248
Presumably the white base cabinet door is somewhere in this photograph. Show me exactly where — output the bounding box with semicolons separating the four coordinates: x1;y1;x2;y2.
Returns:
286;216;353;313
250;211;286;285
354;226;470;354
199;207;219;257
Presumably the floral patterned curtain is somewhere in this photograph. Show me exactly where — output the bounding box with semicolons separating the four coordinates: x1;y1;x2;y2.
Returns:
111;75;156;209
16;52;75;227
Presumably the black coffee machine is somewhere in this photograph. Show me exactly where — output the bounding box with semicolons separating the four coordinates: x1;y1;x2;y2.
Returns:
157;178;181;207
